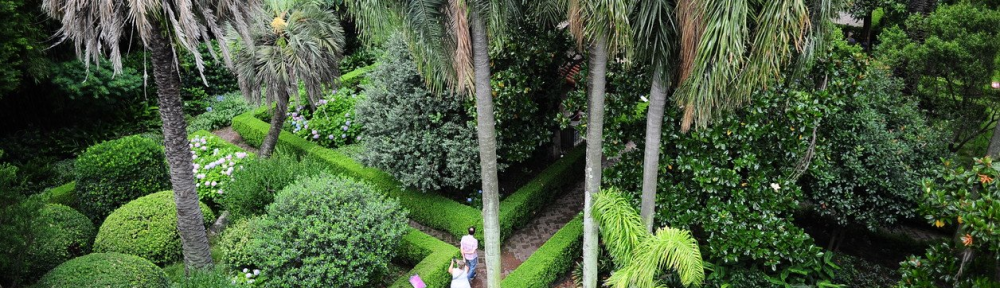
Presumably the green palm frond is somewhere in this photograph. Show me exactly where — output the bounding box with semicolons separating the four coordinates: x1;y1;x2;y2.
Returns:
593;189;647;267
732;0;810;108
342;0;404;44
582;0;633;57
632;0;678;83
606;227;705;288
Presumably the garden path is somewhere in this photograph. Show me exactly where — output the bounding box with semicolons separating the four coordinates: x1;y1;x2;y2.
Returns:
211;127;258;154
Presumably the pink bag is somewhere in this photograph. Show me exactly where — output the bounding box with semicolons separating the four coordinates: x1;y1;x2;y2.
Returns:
409;274;426;288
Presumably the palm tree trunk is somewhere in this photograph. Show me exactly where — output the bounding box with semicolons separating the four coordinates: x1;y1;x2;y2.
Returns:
148;22;214;270
260;96;289;158
640;70;668;232
987;120;1000;158
470;11;501;288
583;35;609;288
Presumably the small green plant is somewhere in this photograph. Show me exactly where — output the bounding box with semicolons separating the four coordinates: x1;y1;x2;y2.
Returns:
218;152;326;220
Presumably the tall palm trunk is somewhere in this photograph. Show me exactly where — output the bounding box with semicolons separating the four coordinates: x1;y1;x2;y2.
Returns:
470;11;501;288
987;121;1000;158
639;70;668;231
260;96;289;158
583;34;609;288
148;22;214;270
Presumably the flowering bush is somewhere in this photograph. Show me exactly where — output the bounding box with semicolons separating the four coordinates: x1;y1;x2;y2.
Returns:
287;88;363;148
189;134;252;206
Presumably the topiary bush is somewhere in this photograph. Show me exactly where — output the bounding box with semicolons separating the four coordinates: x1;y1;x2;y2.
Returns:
25;204;96;282
218;152;326;220
93;191;215;265
356;35;481;191
254;174;408;287
35;252;169;288
218;216;264;271
74;135;170;222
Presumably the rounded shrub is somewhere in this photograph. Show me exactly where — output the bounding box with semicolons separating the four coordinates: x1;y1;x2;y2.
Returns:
93;191;215;265
255;174;408;287
74;135;170;222
25;204;96;281
218;216;264;271
35;252;169;288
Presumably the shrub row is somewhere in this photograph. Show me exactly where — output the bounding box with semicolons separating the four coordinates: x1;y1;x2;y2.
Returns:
40;181;76;208
389;228;460;288
233;111;479;238
500;215;583;288
496;147;584;240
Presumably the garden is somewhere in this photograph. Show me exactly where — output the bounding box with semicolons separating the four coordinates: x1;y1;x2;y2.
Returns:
1;0;1000;288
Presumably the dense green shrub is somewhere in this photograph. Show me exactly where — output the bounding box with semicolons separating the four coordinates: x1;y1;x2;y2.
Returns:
40;182;76;208
25;204;96;282
50;58;143;101
217;216;264;271
219;152;326;220
74;135;170;222
805;41;948;230
186;92;254;133
0;153;43;287
501;215;583;288
93;191;215;265
189;131;253;206
254;174;408;287
35;252;169;288
170;267;242;288
356;35;481;191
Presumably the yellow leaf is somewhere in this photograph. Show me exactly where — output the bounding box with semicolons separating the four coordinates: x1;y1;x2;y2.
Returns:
934;220;944;228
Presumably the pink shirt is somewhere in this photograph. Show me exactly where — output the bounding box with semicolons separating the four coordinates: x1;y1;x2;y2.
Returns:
460;235;478;260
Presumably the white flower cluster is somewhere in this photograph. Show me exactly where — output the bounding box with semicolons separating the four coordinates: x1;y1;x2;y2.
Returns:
189;136;251;199
231;267;261;285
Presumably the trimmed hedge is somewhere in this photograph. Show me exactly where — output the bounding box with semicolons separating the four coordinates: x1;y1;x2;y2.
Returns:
74;135;171;222
497;146;584;240
40;181;76;208
25;204;95;282
501;215;583;288
389;228;459;288
35;252;169;288
233;112;479;238
94;191;215;265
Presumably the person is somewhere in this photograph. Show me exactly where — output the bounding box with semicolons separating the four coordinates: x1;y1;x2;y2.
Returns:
846;31;857;45
448;258;472;288
460;226;479;280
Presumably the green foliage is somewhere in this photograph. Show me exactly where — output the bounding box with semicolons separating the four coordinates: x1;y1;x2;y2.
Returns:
356;35;481;191
500;215;583;288
178;43;240;97
189;131;253;206
0;0;49;96
218;216;264;271
288;88;363;148
805;40;948;230
25;204;96;283
594;190;705;288
252;174;408;287
50;59;143;100
219;152;326;220
74;135;170;222
34;253;169;288
187;92;254;133
389;228;460;288
170;268;241;288
896;242;1000;288
877;2;1000;152
0;155;44;287
93;191;215;265
833;254;898;288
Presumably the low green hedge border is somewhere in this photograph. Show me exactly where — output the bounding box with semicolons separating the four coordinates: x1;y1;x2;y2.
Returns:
501;215;583;288
390;228;459;288
496;147;584;240
41;181;76;208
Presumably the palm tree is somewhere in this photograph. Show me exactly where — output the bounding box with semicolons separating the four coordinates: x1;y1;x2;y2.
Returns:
635;0;832;230
232;0;346;158
343;0;516;286
42;0;260;270
593;188;704;288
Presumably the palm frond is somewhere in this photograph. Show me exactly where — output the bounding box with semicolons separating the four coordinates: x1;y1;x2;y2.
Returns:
731;0;810;108
342;0;404;44
676;0;749;132
593;189;648;268
632;0;678;84
605;228;705;288
447;0;474;93
582;0;632;57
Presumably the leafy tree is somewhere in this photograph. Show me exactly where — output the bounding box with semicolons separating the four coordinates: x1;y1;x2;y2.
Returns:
232;0;346;158
877;2;1000;153
42;0;260;269
0;0;51;96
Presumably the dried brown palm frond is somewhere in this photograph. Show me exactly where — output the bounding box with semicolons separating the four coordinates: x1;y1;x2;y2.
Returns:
448;0;474;93
42;0;261;83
